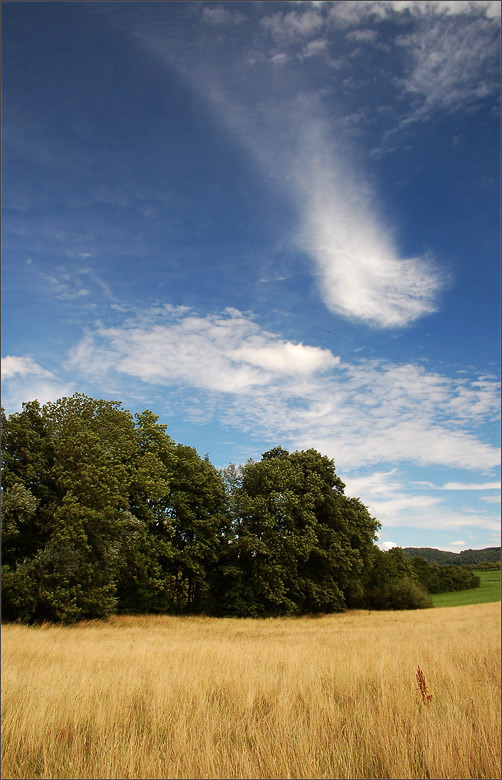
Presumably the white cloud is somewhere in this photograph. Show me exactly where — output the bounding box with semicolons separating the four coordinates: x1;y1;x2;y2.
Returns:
326;2;381;28
269;53;290;67
391;8;500;122
231;341;339;375
450;539;466;546
343;468;500;534
201;6;246;26
1;356;74;414
302;38;329;58
261;9;324;44
66;306;500;473
67;307;339;394
4;308;498;539
2;355;53;380
382;2;500;19
80;269;114;299
440;482;501;491
122;3;501;329
297;135;443;327
190;79;443;328
42;269;90;301
346;29;378;43
41;265;114;302
380;541;398;551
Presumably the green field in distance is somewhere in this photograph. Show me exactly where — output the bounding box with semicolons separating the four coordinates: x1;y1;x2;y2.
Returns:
431;569;501;607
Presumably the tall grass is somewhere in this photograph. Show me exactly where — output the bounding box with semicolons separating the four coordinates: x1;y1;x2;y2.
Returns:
2;603;500;779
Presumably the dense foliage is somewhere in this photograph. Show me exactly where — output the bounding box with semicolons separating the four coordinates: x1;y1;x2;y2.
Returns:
408;556;480;593
1;395;480;623
402;546;501;567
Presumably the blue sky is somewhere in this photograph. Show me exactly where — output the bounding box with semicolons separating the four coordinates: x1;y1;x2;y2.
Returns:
2;1;500;553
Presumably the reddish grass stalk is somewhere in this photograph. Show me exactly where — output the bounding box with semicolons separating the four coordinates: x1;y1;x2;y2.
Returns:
416;665;432;704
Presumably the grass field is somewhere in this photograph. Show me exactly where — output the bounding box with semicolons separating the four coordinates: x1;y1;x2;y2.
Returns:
2;603;500;779
431;569;501;608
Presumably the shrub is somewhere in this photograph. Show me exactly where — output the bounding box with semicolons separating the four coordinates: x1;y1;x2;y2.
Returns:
386;577;433;610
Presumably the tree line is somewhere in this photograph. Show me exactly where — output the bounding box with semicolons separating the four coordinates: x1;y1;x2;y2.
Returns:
402;546;500;568
1;394;479;624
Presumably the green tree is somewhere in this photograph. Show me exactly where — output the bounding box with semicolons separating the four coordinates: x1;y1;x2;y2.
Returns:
113;410;178;614
1;401;57;564
2;394;139;622
218;447;380;616
290;449;378;612
217;452;315;616
1;483;38;551
362;547;432;610
166;445;227;613
409;555;480;593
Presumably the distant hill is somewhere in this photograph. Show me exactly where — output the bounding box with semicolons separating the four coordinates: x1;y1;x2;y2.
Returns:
402;547;501;566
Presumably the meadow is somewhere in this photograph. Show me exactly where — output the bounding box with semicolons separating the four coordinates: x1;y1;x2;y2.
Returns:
2;603;500;780
431;569;501;608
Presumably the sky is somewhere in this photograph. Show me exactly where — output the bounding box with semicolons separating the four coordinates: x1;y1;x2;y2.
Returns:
2;1;500;553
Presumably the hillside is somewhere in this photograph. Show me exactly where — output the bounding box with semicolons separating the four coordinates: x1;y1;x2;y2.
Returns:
402;546;501;566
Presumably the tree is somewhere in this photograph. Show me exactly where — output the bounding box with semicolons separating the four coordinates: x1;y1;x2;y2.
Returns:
1;401;56;565
218;447;380;616
114;409;177;614
3;397;441;622
362;547;432;610
217;451;315;616
2;394;139;622
1;483;38;554
289;449;378;612
166;445;227;613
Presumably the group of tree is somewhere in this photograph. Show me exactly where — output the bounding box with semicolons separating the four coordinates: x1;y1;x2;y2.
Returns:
407;556;480;593
1;394;481;624
402;546;500;568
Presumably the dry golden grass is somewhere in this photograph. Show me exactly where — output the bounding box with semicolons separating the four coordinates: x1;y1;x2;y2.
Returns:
1;603;500;779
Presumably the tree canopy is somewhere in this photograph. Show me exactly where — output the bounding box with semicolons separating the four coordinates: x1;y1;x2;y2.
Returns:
1;394;480;623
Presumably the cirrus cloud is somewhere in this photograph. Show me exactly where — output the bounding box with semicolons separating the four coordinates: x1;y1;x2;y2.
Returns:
65;305;500;473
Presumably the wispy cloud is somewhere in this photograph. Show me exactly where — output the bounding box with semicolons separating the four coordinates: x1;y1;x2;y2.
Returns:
41;268;90;301
118;4;452;329
65;305;500;472
440;482;501;490
41;265;113;302
67;306;339;393
343;468;500;534
261;7;324;44
2;355;54;380
3;303;499;537
382;1;500;21
395;10;501;119
100;1;498;332
1;356;74;413
295;127;443;326
201;6;247;26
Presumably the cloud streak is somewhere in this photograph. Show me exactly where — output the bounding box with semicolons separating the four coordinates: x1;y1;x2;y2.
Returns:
296;128;443;326
119;3;455;329
63;305;500;473
440;482;501;491
344;469;500;535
